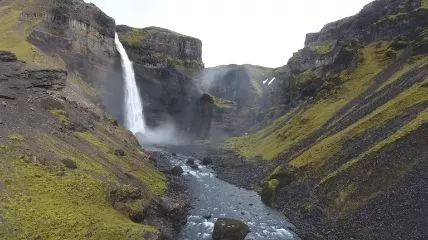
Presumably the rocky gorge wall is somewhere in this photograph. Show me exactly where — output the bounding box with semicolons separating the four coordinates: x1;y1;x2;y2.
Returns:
225;0;428;239
117;25;212;140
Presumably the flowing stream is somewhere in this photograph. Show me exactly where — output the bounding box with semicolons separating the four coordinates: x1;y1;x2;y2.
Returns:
115;33;146;134
116;35;298;240
153;151;299;240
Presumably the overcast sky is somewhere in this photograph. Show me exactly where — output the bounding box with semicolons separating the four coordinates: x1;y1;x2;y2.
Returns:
84;0;373;68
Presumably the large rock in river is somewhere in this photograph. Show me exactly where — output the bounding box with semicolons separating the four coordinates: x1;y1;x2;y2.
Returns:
212;218;250;240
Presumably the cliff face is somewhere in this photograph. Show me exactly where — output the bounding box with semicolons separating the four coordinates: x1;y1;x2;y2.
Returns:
0;0;124;119
117;25;212;139
202;64;289;137
227;0;428;239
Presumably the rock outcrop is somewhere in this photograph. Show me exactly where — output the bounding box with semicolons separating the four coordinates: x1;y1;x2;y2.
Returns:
117;25;212;139
0;0;122;118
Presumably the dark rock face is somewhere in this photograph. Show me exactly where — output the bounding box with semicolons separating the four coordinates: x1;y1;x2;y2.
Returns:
27;69;68;90
61;158;78;170
18;0;123;120
169;166;184;176
117;25;212;139
212;218;250;240
114;149;125;156
116;25;203;72
201;157;212;165
305;0;428;45
202;64;281;137
185;158;199;169
0;51;67;92
0;51;18;62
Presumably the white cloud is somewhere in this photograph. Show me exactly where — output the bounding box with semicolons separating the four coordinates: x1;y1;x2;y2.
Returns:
85;0;373;68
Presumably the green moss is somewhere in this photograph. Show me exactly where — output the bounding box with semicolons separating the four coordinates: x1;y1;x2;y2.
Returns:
0;0;65;68
422;0;428;9
76;131;167;196
295;69;321;86
260;179;280;206
49;109;71;126
0;136;158;239
419;27;428;42
227;42;392;160
376;55;428;92
210;94;233;108
386;12;408;22
119;29;143;47
309;40;337;55
320;104;428;185
244;65;274;97
291;76;428;168
8;133;25;142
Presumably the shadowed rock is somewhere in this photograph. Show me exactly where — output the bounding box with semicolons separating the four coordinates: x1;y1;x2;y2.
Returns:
212;218;250;240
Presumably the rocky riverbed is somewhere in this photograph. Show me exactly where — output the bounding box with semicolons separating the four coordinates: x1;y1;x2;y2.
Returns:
150;147;299;240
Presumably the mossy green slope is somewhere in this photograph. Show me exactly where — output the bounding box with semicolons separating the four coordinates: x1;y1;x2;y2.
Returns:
227;42;392;160
0;128;165;239
227;38;428;217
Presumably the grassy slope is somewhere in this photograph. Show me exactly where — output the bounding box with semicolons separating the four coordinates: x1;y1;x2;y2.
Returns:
0;120;166;239
227;36;428;217
227;42;392;159
0;1;168;239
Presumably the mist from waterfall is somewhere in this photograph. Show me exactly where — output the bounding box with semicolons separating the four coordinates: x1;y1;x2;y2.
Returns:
115;33;146;134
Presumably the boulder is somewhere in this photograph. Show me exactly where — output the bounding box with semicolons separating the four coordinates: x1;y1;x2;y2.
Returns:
201;157;213;165
186;158;199;169
61;158;77;170
186;158;195;165
114;149;125;156
212;218;250;240
169;166;184;176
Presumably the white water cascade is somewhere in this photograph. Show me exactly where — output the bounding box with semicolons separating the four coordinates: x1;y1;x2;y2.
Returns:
115;33;146;134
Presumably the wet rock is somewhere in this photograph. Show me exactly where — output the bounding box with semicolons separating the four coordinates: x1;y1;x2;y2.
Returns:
186;158;199;169
186;158;195;165
159;196;187;221
114;149;125;156
203;213;212;219
169;166;184;176
172;152;177;156
201;157;213;165
61;158;77;170
212;218;250;240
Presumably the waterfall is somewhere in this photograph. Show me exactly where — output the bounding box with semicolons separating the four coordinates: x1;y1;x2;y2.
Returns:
114;33;146;134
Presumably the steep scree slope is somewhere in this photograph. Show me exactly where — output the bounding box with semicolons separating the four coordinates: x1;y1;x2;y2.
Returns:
227;0;428;239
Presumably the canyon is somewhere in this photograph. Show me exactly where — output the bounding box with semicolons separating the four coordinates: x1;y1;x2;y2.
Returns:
0;0;427;239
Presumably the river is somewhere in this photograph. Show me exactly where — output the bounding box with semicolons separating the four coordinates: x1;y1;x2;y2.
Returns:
152;150;299;240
